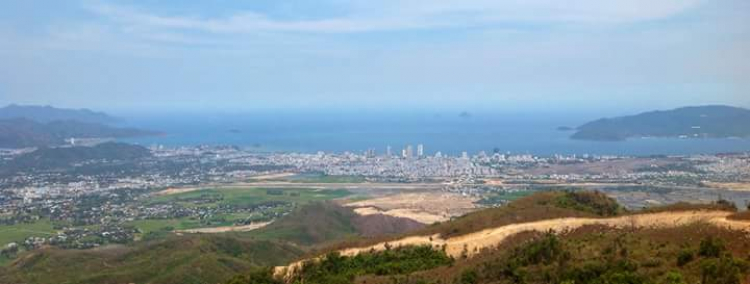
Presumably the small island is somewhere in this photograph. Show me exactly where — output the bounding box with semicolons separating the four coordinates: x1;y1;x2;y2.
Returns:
571;105;750;141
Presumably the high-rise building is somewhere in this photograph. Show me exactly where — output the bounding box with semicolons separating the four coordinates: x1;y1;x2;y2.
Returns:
405;145;413;158
417;144;424;157
365;148;376;158
386;145;392;157
461;151;469;159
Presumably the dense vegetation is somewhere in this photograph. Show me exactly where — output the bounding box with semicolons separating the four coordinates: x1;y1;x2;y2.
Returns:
229;245;454;284
457;231;750;284
572;105;750;141
0;235;304;284
552;190;623;216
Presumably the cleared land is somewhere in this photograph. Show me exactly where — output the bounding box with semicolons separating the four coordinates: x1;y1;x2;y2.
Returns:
344;192;477;224
175;222;271;233
247;173;296;180
703;181;750;192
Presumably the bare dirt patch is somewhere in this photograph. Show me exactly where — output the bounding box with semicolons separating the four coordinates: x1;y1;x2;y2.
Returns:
354;207;448;224
248;173;296;180
154;187;200;196
729;210;750;221
703;181;750;192
174;222;271;234
345;192;477;224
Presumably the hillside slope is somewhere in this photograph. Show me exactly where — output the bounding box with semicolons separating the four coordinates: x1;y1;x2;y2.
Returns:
0;118;158;148
0;236;303;284
248;202;424;246
572;105;750;141
0;202;424;284
0;104;117;124
251;192;750;284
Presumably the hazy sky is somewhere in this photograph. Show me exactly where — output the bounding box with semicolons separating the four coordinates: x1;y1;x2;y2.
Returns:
0;0;748;113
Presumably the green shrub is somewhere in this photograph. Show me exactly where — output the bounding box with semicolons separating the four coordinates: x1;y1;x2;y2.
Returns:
663;271;686;284
555;191;622;216
700;256;749;284
226;268;282;284
291;246;453;284
513;232;568;266
459;269;478;284
699;237;725;258
676;250;694;267
642;258;662;268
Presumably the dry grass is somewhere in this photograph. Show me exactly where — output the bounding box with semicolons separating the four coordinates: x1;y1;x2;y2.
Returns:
357;222;750;284
636;201;738;214
728;210;750;221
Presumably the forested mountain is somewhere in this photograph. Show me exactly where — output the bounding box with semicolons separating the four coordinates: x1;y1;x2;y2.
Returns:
0;104;118;124
0;118;157;148
572;105;750;141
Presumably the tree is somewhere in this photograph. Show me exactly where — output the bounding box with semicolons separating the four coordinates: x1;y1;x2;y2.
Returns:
225;268;282;284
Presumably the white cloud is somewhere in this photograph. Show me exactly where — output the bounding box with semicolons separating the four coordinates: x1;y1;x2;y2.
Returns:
86;0;705;35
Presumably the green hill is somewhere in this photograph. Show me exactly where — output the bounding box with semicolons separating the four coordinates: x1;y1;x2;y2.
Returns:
248;201;425;246
0;235;303;284
0;202;424;284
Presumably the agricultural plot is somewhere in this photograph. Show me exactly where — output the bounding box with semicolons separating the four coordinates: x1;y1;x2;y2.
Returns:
133;187;351;236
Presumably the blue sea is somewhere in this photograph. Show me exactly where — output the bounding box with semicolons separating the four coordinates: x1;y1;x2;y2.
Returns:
118;111;750;157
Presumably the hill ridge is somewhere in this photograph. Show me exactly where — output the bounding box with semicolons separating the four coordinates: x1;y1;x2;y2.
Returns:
572;105;750;141
275;209;750;279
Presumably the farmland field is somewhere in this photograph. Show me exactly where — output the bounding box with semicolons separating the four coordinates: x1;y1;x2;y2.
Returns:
0;219;56;247
131;187;351;236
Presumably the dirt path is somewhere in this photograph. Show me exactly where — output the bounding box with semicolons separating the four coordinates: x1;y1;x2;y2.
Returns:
248;173;297;180
275;210;750;278
153;182;447;196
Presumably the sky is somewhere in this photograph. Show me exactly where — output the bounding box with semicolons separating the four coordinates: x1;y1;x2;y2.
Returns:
0;0;748;113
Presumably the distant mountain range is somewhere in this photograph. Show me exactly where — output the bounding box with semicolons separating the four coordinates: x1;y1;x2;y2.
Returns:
571;105;750;141
0;104;118;124
0;105;159;148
